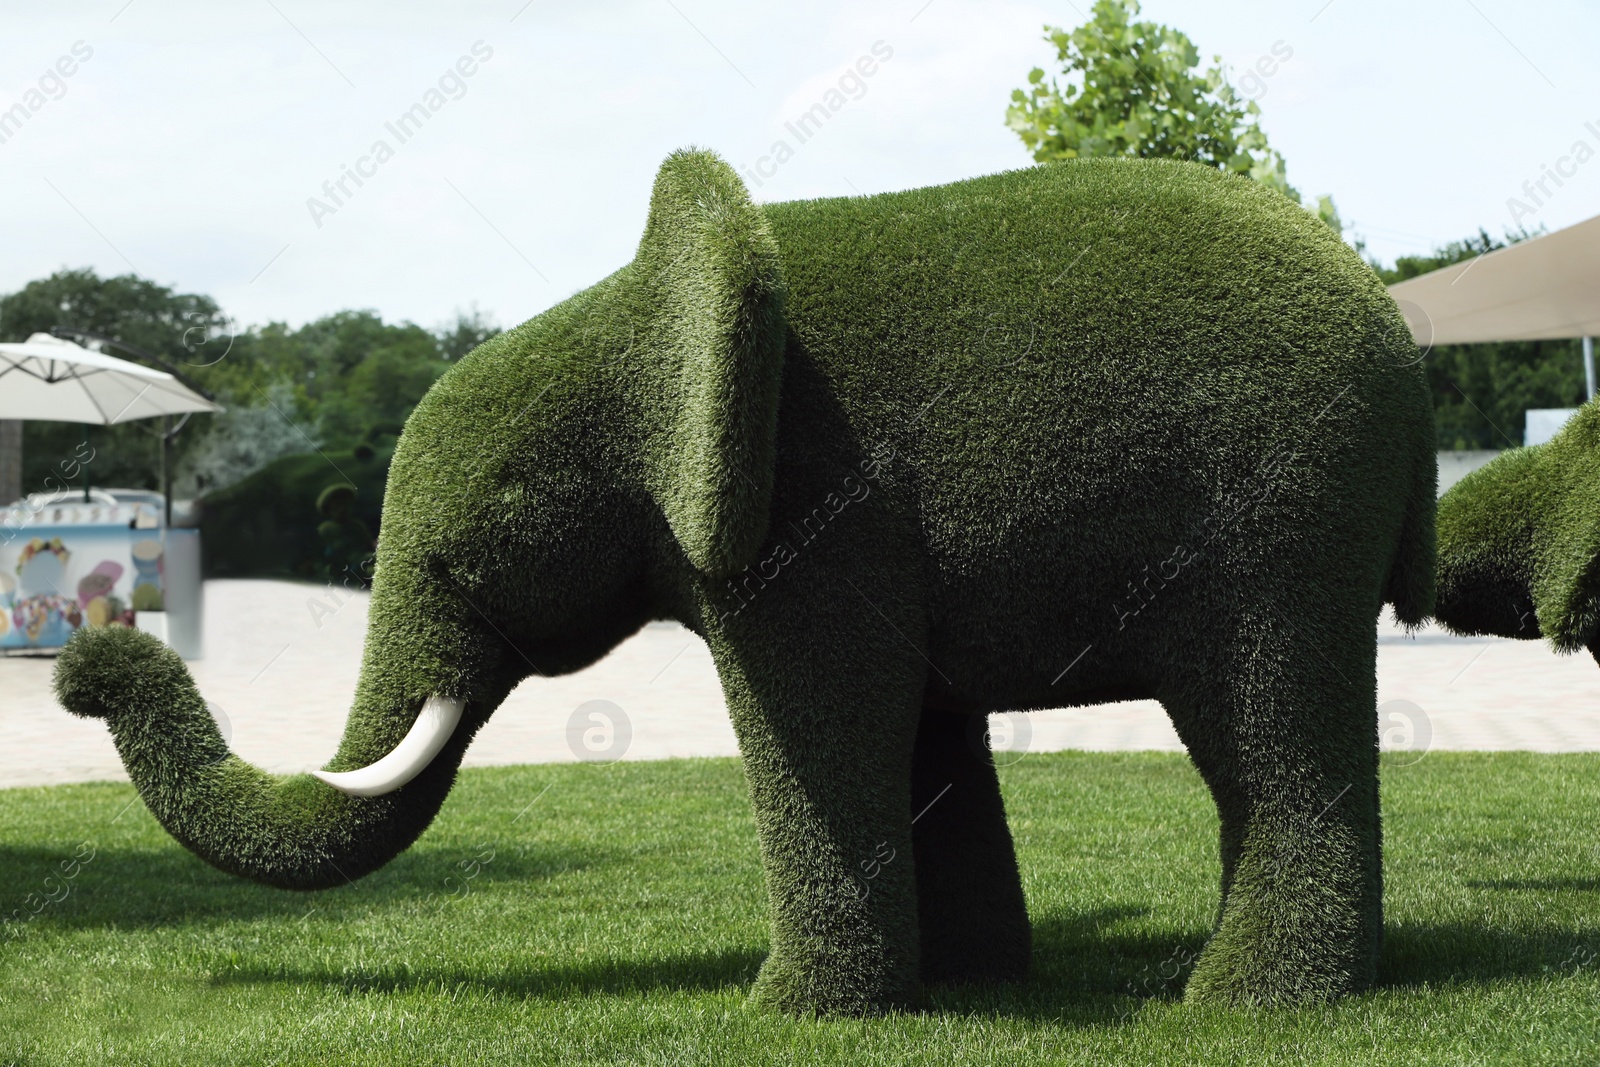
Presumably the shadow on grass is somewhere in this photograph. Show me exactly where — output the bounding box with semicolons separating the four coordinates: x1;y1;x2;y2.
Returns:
213;947;771;1001
933;913;1600;1022
0;842;603;933
1379;922;1600;988
925;907;1204;1027
210;906;1189;1027
1463;877;1600;892
194;903;1600;1022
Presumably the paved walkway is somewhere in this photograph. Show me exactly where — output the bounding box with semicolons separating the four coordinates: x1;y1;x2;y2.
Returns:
3;580;1598;789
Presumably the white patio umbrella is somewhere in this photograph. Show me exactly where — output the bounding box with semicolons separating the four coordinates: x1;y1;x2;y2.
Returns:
0;332;221;423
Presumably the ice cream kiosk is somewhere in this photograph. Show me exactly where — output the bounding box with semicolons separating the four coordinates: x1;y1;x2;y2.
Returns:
1;489;202;658
1;330;220;661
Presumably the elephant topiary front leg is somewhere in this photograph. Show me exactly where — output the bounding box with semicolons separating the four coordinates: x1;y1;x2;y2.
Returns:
911;705;1031;984
726;691;923;1013
708;581;927;1015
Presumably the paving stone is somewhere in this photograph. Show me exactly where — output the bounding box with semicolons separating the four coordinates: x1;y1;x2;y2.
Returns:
2;581;1596;789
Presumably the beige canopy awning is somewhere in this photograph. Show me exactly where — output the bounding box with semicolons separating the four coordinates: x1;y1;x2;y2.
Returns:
1387;212;1600;345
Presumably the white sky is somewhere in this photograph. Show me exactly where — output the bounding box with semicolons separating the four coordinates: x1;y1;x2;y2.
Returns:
2;0;1597;333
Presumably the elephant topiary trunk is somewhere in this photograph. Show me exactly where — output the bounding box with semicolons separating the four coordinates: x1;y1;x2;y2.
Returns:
54;553;518;890
57;626;459;889
57;147;1436;1014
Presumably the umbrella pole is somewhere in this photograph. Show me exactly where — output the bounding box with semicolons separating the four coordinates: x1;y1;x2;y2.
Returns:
82;424;91;502
161;415;172;525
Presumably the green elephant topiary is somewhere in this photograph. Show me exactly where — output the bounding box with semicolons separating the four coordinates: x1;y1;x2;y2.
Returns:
54;148;1435;1014
1434;400;1600;659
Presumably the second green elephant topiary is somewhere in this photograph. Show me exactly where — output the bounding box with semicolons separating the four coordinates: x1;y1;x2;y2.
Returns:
55;148;1435;1014
1435;400;1600;657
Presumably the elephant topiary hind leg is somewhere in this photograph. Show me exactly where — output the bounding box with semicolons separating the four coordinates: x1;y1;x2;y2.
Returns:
910;706;1031;984
1164;604;1383;1007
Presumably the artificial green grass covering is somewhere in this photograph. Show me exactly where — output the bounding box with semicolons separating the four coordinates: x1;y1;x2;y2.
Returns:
55;149;1437;1013
2;754;1597;1065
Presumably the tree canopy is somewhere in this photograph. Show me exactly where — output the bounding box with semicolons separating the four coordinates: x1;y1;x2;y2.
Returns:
1007;0;1340;232
0;269;498;495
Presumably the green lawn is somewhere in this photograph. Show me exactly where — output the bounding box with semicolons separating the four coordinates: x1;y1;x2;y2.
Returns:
2;752;1597;1065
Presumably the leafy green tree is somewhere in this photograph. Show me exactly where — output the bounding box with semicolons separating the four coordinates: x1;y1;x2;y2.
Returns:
215;308;499;453
171;383;313;498
309;321;448;448
436;306;500;362
1007;0;1341;231
0;267;229;360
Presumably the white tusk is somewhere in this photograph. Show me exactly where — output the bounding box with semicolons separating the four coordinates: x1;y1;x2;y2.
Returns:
312;695;465;797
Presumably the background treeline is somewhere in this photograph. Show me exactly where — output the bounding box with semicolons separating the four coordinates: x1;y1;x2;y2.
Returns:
0;268;498;579
0;268;497;494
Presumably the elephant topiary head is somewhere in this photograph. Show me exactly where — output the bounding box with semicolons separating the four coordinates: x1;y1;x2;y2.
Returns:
53;147;789;888
1434;399;1600;659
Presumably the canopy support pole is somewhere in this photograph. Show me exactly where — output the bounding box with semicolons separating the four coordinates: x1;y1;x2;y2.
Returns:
1585;336;1595;402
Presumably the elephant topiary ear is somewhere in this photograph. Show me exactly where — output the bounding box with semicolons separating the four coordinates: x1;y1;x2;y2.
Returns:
633;148;787;577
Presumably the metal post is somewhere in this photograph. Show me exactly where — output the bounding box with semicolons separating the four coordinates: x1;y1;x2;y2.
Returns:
82;424;91;502
1584;336;1595;402
161;415;172;526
